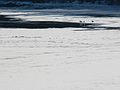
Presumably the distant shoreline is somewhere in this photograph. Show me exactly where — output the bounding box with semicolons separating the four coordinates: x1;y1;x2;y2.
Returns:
0;2;120;9
0;15;93;29
0;15;120;30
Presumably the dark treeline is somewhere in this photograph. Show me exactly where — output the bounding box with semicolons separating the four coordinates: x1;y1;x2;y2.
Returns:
4;0;120;5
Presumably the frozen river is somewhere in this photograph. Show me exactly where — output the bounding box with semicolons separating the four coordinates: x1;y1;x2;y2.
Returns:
0;8;120;90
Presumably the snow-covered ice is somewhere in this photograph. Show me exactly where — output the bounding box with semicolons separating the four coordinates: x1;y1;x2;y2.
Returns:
0;7;120;90
0;28;120;90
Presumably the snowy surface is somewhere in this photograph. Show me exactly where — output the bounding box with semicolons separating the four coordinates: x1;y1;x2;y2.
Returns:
0;8;120;90
0;28;120;90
